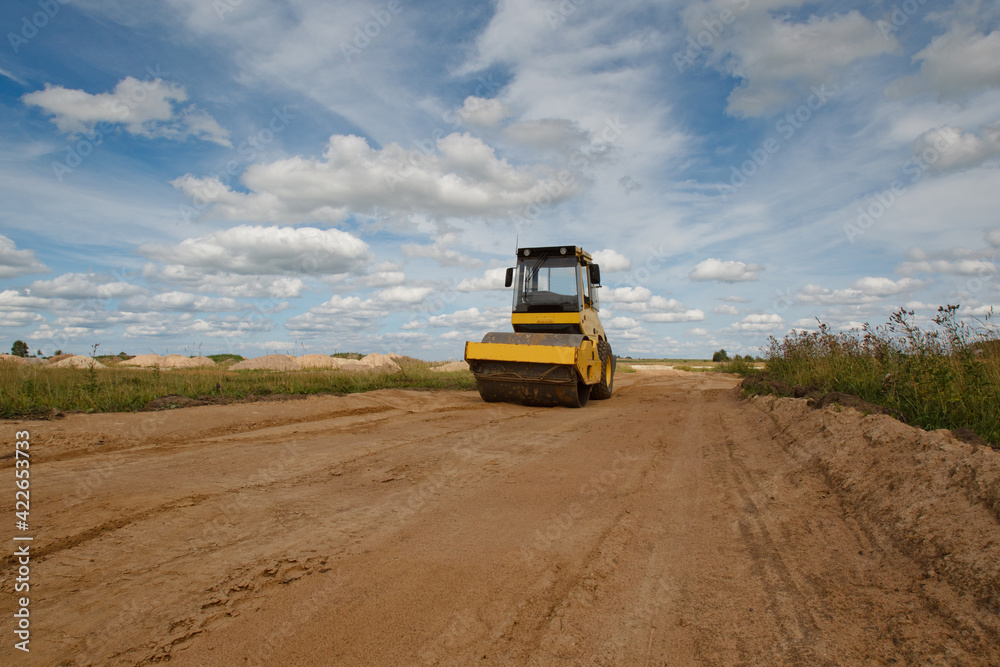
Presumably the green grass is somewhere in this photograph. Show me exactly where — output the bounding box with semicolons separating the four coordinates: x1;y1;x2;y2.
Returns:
742;306;1000;446
0;357;475;418
208;353;245;366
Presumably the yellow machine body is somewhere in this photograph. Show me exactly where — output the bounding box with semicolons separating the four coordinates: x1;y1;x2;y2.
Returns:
464;246;615;408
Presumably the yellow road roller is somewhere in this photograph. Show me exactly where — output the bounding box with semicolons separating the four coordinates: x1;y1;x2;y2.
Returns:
464;245;615;408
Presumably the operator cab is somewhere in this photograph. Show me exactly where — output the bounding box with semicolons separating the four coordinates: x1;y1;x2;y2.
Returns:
504;246;601;315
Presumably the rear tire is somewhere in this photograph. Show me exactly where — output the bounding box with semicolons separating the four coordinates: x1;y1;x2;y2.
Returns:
591;339;614;400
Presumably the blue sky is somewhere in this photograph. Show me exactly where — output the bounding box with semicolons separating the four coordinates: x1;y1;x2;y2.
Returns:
1;0;999;360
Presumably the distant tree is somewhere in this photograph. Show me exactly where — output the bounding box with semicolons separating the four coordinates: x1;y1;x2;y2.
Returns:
11;340;28;357
53;349;63;356
712;349;729;362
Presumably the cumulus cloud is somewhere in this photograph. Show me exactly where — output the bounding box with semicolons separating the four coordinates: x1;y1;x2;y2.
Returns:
683;7;897;117
424;306;508;329
457;267;508;291
913;123;1000;174
886;24;1000;101
504;118;591;152
120;291;242;312
284;295;392;336
454;96;512;128
604;288;705;322
713;304;739;315
351;271;406;288
139;225;371;276
689;258;763;282
142;264;308;299
591;249;631;272
23;76;231;146
851;276;927;296
372;286;434;304
172;133;577;223
896;244;999;276
402;235;483;269
0;234;48;279
27;273;145;299
796;283;883;306
606;286;652;303
726;313;785;332
644;309;706;323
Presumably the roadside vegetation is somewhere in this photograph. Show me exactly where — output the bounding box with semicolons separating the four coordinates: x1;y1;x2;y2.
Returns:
0;356;475;418
731;306;1000;446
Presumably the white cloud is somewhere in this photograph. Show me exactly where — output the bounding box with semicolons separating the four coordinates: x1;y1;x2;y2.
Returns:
23;77;231;146
988;228;1000;247
591;248;631;272
120;291;242;312
686;8;897;117
424;307;508;330
606;286;652;303
352;271;406;288
721;295;750;303
913;123;1000;174
504;119;590;152
727;313;785;332
372;286;434;304
886;24;1000;101
796;283;883;306
455;96;512;128
402;235;483;269
172;133;577;223
851;276;927;296
713;304;739;315
139;225;371;276
0;235;47;279
284;295;392;336
644;309;706;323
0;311;45;328
604;316;640;329
141;264;307;298
457;267;508;291
896;252;998;276
689;258;763;282
27;273;145;299
0;289;62;312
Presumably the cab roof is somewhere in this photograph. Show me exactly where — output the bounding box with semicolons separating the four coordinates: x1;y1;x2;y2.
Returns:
516;246;593;263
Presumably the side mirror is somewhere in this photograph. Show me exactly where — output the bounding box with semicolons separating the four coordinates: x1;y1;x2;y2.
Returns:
504;267;514;288
589;264;601;286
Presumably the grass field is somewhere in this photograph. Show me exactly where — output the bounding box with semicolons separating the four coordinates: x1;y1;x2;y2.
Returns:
0;357;476;418
738;307;1000;446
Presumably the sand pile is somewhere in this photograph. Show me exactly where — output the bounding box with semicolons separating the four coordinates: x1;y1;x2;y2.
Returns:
230;354;302;371
296;353;400;372
46;354;74;364
0;354;30;365
356;353;401;372
160;355;217;369
119;354;163;368
751;394;1000;622
297;354;338;369
50;355;105;369
431;361;470;372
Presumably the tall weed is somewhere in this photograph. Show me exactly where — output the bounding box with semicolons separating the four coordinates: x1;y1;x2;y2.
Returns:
762;306;999;445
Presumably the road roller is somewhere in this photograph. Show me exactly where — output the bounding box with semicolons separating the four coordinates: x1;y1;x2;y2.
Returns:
464;245;615;408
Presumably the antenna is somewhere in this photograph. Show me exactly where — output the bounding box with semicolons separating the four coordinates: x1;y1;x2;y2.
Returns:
514;233;518;253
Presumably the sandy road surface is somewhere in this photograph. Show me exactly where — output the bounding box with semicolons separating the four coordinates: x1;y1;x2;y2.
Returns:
2;368;998;665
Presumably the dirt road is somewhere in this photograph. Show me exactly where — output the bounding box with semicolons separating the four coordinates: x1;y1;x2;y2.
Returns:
2;368;998;665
